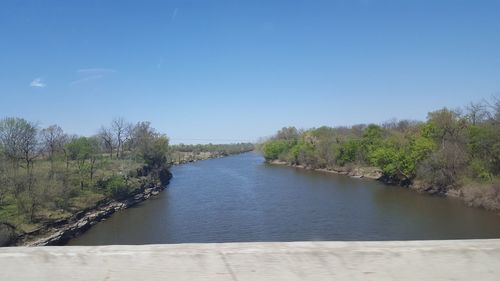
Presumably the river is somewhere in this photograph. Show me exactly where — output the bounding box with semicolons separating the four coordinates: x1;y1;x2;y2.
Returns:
68;152;500;245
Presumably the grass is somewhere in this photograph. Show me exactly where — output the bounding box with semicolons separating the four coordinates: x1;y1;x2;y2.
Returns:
0;156;144;234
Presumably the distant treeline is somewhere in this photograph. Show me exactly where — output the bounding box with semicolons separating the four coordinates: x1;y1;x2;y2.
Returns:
171;143;255;155
260;96;500;210
0;117;170;239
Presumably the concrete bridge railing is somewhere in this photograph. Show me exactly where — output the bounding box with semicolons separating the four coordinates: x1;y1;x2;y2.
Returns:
1;240;500;281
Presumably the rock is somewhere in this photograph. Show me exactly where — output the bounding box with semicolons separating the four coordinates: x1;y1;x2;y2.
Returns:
76;220;89;229
447;189;461;198
114;203;126;210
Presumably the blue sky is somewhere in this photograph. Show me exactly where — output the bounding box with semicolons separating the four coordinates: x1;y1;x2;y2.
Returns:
1;0;499;143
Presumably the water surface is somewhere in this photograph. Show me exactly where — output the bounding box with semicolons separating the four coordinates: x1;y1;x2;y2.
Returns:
69;152;500;245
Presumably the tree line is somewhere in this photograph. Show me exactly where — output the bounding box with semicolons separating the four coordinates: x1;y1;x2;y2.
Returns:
0;117;170;232
260;96;500;210
171;143;254;155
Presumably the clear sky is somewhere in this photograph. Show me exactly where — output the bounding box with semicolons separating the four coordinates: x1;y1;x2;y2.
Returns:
1;1;499;143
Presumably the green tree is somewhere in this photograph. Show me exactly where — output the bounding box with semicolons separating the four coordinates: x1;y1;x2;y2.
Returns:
40;124;66;174
65;137;99;188
468;123;500;175
336;139;361;165
141;135;170;169
427;108;467;149
262;140;289;161
361;124;384;160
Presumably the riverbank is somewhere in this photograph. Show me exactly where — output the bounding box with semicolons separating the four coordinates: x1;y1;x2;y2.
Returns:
268;160;384;180
8;151;251;247
267;160;500;213
170;151;241;165
67;152;500;245
15;181;168;246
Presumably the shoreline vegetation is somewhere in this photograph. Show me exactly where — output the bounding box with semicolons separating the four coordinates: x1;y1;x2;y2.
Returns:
0;116;253;246
259;96;500;212
15;150;252;247
268;160;383;180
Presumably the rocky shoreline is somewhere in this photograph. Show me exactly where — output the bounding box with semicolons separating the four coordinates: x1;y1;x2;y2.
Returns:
15;184;167;246
268;160;500;213
170;152;227;165
12;151;252;247
268;160;384;180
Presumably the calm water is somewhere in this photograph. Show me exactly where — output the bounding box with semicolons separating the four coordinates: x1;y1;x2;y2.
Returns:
69;152;500;245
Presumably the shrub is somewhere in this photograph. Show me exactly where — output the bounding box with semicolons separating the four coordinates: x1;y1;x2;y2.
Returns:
462;182;500;210
469;159;492;181
104;176;130;199
262;140;289;161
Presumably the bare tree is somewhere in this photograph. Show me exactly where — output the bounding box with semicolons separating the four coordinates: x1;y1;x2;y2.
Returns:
465;101;489;125
97;126;115;158
40;125;66;172
490;94;500;123
382;118;398;131
427;108;466;149
62;134;78;170
112;117;131;158
0;117;39;174
274;127;302;143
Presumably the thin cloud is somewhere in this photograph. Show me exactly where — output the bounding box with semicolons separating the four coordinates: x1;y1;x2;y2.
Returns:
70;74;105;86
30;78;46;88
70;68;116;86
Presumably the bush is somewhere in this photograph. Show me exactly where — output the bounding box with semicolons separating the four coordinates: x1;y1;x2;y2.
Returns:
416;143;468;191
336;139;361;165
469;159;492;181
104;176;130;199
262;140;289;161
0;223;17;246
462;182;500;210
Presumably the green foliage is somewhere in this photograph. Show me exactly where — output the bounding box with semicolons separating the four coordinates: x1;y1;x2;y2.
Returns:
409;135;436;163
103;175;130;199
171;143;254;155
337;139;361;165
363;124;384;142
141;135;170;168
262;140;290;161
0;116;172;233
261;100;499;194
66;137;98;161
469;159;492;181
367;145;400;175
426;108;467;148
468;123;500;174
289;141;319;167
65;137;100;188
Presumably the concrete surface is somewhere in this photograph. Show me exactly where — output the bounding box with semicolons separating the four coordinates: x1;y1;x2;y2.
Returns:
1;240;500;281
